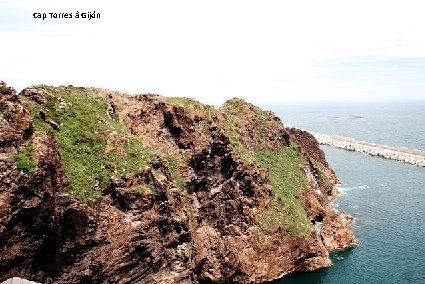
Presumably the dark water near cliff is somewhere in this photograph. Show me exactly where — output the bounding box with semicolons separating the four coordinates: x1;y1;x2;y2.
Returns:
264;101;425;284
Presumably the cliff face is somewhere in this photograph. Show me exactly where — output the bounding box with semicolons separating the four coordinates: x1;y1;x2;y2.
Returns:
0;82;357;284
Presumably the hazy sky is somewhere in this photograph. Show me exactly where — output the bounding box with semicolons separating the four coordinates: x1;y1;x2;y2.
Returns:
1;0;425;105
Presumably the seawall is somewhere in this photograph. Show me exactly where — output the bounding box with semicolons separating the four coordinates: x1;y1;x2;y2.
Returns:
307;131;425;167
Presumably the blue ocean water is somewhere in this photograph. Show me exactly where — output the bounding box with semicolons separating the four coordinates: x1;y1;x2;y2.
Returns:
262;101;425;284
267;100;425;151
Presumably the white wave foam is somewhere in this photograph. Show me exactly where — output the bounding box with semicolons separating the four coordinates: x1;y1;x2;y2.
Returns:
330;201;339;213
337;184;369;194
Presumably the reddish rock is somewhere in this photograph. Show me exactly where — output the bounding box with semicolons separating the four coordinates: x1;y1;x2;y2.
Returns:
0;82;356;284
0;83;33;149
320;212;358;251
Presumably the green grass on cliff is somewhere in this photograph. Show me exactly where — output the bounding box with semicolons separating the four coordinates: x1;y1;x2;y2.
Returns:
17;87;311;237
30;86;121;200
165;96;218;135
165;97;215;113
222;100;310;236
315;162;334;193
25;86;165;201
255;146;310;236
223;99;271;143
255;146;308;199
13;139;37;176
166;155;185;190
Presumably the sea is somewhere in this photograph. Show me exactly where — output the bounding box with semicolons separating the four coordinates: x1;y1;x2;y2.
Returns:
260;100;425;284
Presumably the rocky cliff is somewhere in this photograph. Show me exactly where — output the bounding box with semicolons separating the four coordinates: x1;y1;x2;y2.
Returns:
0;82;357;283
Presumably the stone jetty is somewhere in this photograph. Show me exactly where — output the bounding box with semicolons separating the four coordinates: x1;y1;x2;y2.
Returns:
1;278;40;284
308;131;425;167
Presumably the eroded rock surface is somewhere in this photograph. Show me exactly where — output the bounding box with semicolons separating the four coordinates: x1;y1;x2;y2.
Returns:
0;82;356;283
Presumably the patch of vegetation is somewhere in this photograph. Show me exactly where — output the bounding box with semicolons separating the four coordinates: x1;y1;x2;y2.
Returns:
315;162;334;192
20;85;312;240
134;185;151;195
166;96;218;132
220;100;311;236
166;155;185;190
147;179;157;193
224;118;255;164
221;104;255;163
254;146;310;236
255;146;308;199
39;87;112;200
26;85;157;201
221;99;273;151
13;140;37;176
224;98;246;113
253;109;271;142
165;97;214;112
256;202;310;237
227;99;271;131
114;135;154;174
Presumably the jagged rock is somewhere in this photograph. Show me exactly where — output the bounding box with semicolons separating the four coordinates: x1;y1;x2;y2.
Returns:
0;82;356;284
22;88;49;104
320;212;358;250
39;111;60;130
0;82;33;149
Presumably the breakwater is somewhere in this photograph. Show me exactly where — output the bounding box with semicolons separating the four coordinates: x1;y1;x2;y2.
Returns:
307;131;425;167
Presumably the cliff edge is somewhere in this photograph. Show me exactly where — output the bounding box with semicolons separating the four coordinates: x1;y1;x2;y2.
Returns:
0;82;357;283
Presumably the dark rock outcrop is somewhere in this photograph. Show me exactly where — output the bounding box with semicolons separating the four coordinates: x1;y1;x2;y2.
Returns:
0;82;356;283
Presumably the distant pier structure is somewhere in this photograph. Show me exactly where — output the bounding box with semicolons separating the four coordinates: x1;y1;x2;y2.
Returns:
307;131;425;167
